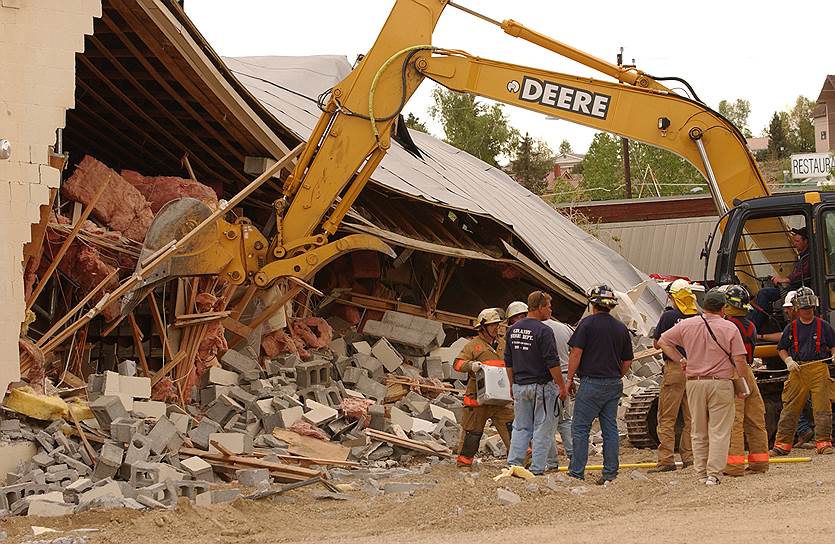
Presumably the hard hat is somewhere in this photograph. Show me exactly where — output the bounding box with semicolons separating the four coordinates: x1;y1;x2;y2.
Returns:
476;308;503;328
667;279;691;294
702;288;727;311
588;284;618;308
724;284;751;310
793;286;818;309
782;290;798;308
505;301;528;319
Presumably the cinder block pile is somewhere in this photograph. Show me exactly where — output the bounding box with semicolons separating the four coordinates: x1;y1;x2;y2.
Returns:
0;310;490;517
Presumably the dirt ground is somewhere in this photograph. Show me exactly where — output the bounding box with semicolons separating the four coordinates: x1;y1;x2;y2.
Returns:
3;448;833;544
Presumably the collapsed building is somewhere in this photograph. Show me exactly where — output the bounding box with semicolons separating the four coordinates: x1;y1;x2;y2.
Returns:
0;0;671;518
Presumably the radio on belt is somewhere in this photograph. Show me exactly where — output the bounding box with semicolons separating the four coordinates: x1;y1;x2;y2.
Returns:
475;365;512;405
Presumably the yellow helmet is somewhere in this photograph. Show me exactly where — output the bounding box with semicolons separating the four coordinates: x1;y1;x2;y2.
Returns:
476;308;503;328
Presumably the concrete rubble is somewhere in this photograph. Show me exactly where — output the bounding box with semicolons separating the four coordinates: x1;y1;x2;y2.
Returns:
0;310;524;518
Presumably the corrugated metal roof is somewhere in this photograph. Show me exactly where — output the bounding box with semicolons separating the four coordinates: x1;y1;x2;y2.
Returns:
596;216;717;281
224;54;666;318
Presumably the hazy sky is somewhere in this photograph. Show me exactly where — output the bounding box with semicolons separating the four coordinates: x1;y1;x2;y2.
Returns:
184;0;830;154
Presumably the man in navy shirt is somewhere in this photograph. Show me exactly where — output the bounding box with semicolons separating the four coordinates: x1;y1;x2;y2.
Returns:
504;291;567;475
567;285;633;484
770;287;835;456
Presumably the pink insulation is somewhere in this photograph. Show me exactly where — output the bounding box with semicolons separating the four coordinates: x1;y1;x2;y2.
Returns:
62;156;154;242
121;170;219;213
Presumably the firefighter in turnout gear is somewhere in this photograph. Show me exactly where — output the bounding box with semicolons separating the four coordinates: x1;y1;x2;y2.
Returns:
454;308;515;467
770;287;835;456
721;285;770;475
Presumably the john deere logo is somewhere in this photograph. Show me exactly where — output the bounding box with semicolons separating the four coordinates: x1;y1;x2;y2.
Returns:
514;76;610;120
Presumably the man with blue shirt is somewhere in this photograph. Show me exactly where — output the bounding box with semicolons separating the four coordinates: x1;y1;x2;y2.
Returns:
567;285;633;484
504;291;567;475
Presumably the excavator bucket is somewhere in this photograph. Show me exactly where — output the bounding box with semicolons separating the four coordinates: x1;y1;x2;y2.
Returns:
121;198;241;315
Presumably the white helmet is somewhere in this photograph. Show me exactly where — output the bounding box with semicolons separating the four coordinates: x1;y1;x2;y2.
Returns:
505;301;528;320
667;279;691;294
476;308;503;328
782;290;798;308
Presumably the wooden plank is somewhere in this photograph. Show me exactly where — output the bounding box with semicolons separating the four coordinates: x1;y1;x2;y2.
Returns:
173;313;229;328
364;428;452;456
148;293;174;361
220;317;252;340
151;350;187;386
23;188;57;269
69;410;97;463
249;450;359;468
209;439;235;457
178;447;322;481
128;314;151;378
229;283;258;321
272;429;350;462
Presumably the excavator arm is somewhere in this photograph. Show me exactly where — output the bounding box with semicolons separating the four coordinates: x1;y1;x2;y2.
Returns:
126;0;791;312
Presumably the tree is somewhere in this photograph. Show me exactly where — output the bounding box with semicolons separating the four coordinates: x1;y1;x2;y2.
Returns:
429;88;518;166
404;112;428;133
767;112;789;159
787;96;815;153
559;140;573;155
507;133;555;194
628;141;706;197
577;132;622;200
718;98;753;138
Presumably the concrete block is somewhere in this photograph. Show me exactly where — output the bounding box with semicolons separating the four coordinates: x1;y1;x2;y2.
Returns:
181;456;213;482
403;391;430;415
352;341;372;355
187;418;222;450
424;357;443;380
195;488;240;507
91;443;123;482
146;416;183;455
227;386;257;407
119;376;151;399
169;412;192;435
137;481;178;507
32;452;54;468
117;359;137;377
411;418;435;434
132;400;167;420
220;350;261;381
208;433;252;455
103;370;121;395
201;366;240;387
295;360;332;388
66;478;93;493
389;406;413;433
121;434;152;477
27;497;73;517
355;374;387;402
236;468;269;487
371;338;403;373
206;395;244;426
277;406;304;429
172;479;211;500
429;404;457;423
129;462;161;487
329;337;347;357
340;366;367;386
79;480;123;505
200;385;232;406
89;395;129;431
53;453;91;476
303;399;338;426
354;354;384;381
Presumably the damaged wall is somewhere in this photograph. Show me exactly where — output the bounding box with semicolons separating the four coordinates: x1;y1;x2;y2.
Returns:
0;0;102;398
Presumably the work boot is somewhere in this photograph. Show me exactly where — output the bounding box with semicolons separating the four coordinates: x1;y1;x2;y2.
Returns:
794;429;814;448
681;460;694;468
595;476;614;486
647;464;676;473
768;446;790;457
816;445;833;455
456;454;474;467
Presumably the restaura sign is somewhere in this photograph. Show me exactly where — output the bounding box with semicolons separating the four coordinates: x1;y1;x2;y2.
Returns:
790;153;835;179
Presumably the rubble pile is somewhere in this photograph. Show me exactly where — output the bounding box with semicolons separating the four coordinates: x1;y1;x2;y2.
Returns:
0;310;503;517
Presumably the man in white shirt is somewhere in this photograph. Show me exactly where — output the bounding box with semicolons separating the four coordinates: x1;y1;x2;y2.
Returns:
544;317;574;467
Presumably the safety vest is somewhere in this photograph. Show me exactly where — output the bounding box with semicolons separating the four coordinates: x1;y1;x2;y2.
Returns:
727;316;756;365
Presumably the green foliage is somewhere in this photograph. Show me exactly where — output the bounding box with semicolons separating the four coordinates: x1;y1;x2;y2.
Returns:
787;96;815;153
508;133;555;194
577;133;623;200
404;112;429;133
718;98;753;138
627;141;706;197
767;112;789;159
559;140;573;155
429;88;518;167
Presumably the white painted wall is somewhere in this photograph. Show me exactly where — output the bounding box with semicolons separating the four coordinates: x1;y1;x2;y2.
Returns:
0;0;101;398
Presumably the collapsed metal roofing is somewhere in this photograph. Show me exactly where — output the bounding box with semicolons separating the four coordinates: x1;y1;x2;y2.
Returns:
223;55;666;319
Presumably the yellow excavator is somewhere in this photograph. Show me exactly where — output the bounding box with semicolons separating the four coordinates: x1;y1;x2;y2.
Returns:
124;0;834;448
127;0;793;310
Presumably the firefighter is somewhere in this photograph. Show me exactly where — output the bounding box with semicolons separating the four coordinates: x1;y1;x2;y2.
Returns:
506;301;528;326
721;285;769;475
770;287;835;456
454;308;515;467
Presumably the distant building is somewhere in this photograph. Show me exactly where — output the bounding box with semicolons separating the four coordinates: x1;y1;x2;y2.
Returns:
746;136;769;154
544;152;585;190
814;75;835;153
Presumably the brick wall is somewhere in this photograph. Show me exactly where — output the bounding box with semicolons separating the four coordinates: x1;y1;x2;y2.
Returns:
0;0;101;397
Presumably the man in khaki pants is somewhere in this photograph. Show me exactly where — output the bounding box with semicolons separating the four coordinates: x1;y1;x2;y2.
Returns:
648;279;697;473
659;290;749;485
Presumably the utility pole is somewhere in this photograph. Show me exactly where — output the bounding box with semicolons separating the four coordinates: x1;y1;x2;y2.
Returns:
617;47;632;199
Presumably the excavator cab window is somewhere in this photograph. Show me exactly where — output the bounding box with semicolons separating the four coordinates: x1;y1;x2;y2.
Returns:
816;208;835;323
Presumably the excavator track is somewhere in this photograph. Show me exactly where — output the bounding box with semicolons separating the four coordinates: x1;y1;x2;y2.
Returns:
625;385;661;449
